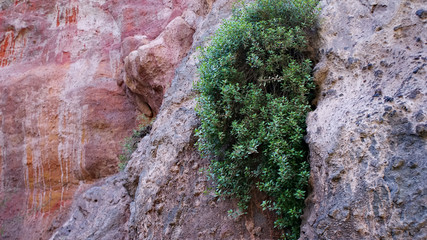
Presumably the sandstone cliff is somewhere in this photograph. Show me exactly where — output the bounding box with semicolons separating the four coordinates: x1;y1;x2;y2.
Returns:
0;0;218;239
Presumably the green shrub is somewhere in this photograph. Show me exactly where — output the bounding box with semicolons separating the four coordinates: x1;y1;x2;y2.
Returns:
195;0;318;238
118;116;153;171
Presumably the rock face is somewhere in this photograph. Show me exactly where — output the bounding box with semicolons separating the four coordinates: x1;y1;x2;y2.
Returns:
124;1;280;237
0;0;210;239
3;0;426;239
52;0;281;239
301;0;426;239
50;174;131;240
124;16;195;116
0;2;134;239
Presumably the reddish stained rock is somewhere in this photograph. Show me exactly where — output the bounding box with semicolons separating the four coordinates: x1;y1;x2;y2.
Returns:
46;0;286;239
120;35;150;63
0;63;136;239
56;4;79;27
0;31;14;67
124;16;195;115
0;30;28;68
0;0;215;239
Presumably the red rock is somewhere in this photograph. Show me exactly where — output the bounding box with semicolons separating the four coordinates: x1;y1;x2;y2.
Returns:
124;16;195;115
121;35;150;62
0;0;215;238
0;62;136;239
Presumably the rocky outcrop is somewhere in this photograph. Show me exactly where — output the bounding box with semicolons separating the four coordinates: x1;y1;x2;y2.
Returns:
121;0;216;116
301;0;426;239
124;16;195;116
52;0;281;239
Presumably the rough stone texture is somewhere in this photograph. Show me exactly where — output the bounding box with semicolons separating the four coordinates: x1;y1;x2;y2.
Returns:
125;1;281;238
0;2;135;239
52;0;281;239
119;0;215;117
0;0;209;239
300;0;427;239
50;174;131;240
5;0;426;239
124;16;195;116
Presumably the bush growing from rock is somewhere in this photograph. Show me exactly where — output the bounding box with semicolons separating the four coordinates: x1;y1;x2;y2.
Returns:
195;0;318;238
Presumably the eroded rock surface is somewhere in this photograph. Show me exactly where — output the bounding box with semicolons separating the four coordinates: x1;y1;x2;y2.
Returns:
52;0;281;239
50;174;131;240
0;2;135;239
125;1;281;237
301;0;426;239
0;0;210;239
4;0;425;239
124;16;195;116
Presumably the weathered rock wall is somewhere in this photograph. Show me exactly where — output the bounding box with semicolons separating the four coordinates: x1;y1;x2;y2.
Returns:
125;0;280;238
51;0;281;239
3;0;425;239
0;1;134;238
301;0;426;239
0;0;211;239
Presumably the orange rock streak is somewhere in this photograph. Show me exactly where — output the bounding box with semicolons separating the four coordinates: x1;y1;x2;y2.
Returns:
0;31;15;67
0;31;27;67
56;5;79;27
14;0;24;6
